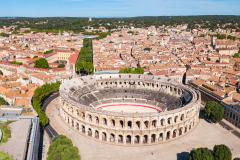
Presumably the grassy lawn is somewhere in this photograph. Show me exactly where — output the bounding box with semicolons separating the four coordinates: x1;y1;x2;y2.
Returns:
0;151;13;160
0;122;11;144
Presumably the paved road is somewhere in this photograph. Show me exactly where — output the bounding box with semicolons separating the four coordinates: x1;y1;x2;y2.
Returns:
46;97;240;160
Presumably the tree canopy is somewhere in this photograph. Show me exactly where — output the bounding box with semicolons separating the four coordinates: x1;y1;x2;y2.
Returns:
204;101;224;123
0;96;9;106
119;67;144;74
76;38;94;75
47;135;80;160
189;148;214;160
32;82;60;126
213;144;232;160
34;58;49;69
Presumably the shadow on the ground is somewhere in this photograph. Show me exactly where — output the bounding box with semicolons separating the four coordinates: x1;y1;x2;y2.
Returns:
176;152;189;160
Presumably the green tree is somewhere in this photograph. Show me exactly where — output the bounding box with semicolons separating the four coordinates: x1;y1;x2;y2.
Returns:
47;135;80;160
34;58;49;69
189;148;214;160
204;101;224;123
213;144;232;160
58;64;65;68
0;96;9;105
32;82;60;126
119;67;144;74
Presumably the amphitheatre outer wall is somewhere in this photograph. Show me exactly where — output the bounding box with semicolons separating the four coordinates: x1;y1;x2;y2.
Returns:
59;74;201;145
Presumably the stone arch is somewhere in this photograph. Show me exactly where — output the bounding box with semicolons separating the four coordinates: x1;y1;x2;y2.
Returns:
103;118;107;126
95;116;99;124
166;131;171;140
88;114;92;122
71;119;74;127
126;135;131;144
179;127;183;136
151;134;156;143
81;112;85;120
127;121;132;129
118;135;123;143
76;122;79;130
136;121;141;129
172;129;177;138
180;114;184;121
134;135;140;144
152;120;157;128
88;128;92;136
159;133;163;141
111;119;115;127
144;121;149;128
102;132;107;141
160;118;165;126
82;125;85;133
119;120;124;128
110;133;115;142
174;116;178;123
95;130;99;139
184;125;188;133
143;135;148;144
167;117;172;125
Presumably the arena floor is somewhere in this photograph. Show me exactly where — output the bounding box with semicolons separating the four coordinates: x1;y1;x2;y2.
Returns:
46;97;240;160
96;103;161;113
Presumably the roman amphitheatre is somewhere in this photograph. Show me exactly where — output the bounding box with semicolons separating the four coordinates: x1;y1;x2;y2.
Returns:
58;74;201;145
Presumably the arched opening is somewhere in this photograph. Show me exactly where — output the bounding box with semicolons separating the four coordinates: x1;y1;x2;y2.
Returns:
95;117;99;124
134;135;140;144
102;132;107;141
185;126;188;133
151;134;156;143
127;121;132;129
179;127;183;136
103;118;107;126
71;120;74;127
81;112;85;119
174;116;178;123
88;114;92;122
110;133;115;142
161;119;165;126
159;133;163;141
173;129;177;138
82;125;85;133
166;131;170;140
152;120;157;128
180;114;184;121
118;135;123;143
95;130;99;139
126;135;131;144
76;122;79;130
143;135;148;144
119;120;124;128
144;121;149;128
88;128;92;136
136;121;140;129
167;118;171;125
111;119;115;127
189;124;191;130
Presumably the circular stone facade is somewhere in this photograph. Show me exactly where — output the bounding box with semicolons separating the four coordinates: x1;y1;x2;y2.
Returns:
59;74;201;145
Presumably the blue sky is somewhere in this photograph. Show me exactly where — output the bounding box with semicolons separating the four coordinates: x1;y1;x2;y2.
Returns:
0;0;239;17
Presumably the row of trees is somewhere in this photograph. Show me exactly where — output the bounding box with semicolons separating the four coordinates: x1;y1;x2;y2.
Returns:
47;135;80;160
32;82;60;126
0;16;239;34
76;38;94;75
189;144;239;160
119;67;144;74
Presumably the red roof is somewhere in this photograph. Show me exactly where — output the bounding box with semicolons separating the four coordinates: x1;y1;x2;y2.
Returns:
69;52;79;64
